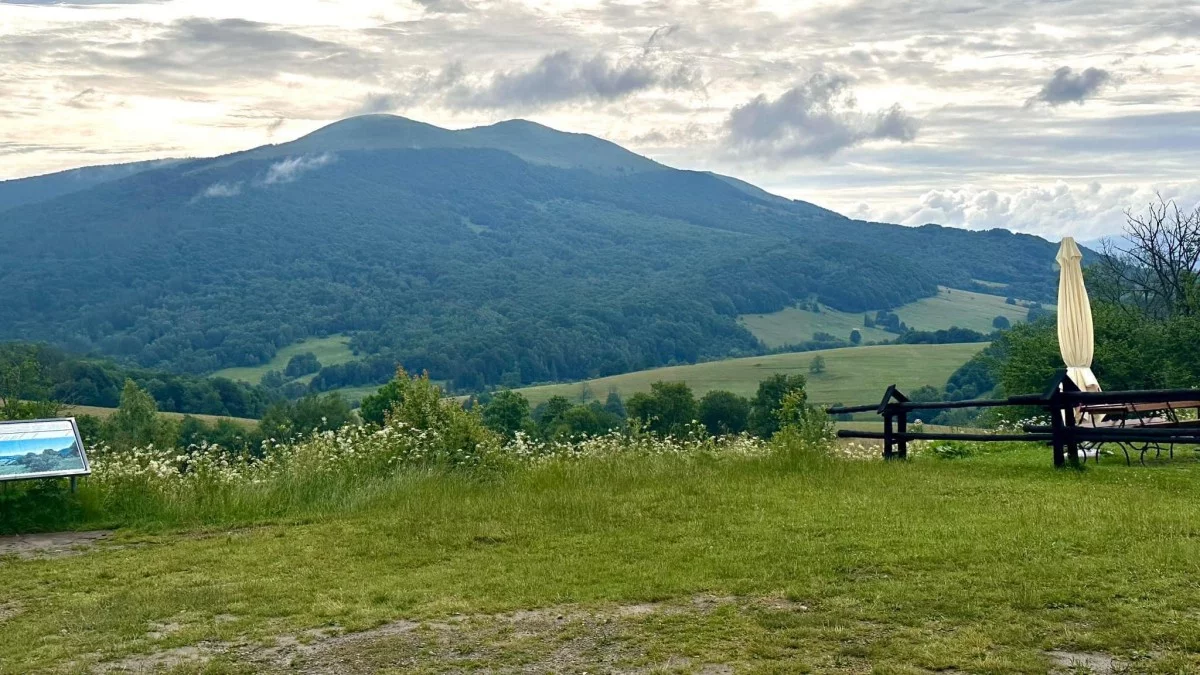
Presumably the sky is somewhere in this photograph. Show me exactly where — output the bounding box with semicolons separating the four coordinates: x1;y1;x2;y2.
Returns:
2;0;1198;240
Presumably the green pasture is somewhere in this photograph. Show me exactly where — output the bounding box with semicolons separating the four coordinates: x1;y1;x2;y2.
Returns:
513;343;986;407
740;287;1038;348
211;335;356;386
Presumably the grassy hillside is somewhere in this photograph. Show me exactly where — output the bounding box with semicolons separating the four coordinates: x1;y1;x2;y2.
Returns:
899;287;1037;332
63;404;259;428
513;343;986;407
6;446;1200;672
740;287;1037;348
213;335;355;385
740;306;894;347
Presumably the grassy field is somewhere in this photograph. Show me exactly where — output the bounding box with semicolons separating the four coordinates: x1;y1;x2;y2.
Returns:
514;343;986;407
212;335;356;385
739;306;895;347
900;287;1038;332
740;287;1037;348
63;404;259;428
4;446;1200;672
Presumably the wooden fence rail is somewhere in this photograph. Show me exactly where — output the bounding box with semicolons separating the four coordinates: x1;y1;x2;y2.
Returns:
825;370;1200;467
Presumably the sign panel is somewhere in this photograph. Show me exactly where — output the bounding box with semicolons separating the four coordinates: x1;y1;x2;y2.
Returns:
0;418;90;482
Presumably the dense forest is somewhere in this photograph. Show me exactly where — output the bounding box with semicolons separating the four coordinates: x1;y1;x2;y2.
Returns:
0;115;1065;391
0;343;273;418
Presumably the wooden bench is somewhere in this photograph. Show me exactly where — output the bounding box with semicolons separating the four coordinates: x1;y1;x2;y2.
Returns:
1077;401;1200;464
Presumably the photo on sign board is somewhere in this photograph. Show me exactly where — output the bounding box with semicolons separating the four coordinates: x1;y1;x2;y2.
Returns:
0;419;89;480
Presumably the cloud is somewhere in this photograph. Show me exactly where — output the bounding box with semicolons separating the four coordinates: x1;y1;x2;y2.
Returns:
88;18;376;83
449;49;702;108
65;88;101;109
1027;66;1115;107
263;153;334;185
198;181;242;199
725;72;920;159
352;92;404;115
411;0;471;13
643;24;681;55
857;181;1200;240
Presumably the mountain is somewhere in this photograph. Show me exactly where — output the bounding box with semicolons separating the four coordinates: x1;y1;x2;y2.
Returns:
0;115;1063;391
0;159;181;212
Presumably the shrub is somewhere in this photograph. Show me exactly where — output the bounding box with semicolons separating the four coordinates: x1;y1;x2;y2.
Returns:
697;390;751;436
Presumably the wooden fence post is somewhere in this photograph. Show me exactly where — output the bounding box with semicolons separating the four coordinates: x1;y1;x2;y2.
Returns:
876;385;909;461
882;411;894;460
897;411;908;459
1049;392;1065;468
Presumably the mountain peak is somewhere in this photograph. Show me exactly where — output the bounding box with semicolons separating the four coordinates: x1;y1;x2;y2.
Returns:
269;114;663;176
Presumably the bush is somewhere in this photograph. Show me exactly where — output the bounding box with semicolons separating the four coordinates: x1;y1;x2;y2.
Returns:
381;368;499;467
284;353;321;378
627;382;698;437
697;390;750;436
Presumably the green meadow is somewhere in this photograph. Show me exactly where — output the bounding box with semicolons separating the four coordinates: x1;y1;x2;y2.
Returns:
212;335;356;386
63;405;259;429
740;287;1037;348
513;342;986;407
3;445;1200;673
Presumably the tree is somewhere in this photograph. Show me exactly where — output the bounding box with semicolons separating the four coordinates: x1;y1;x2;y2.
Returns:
0;348;60;421
992;315;1011;330
285;352;321;378
360;378;405;426
104;379;163;449
1096;197;1200;319
481;390;532;438
849;329;862;345
626;382;698;436
749;374;807;438
809;355;827;374
697;390;750;435
261;370;287;389
1026;303;1052;322
906;385;943;423
535;395;575;433
1005;297;1017;305
260;393;353;441
603;391;627;419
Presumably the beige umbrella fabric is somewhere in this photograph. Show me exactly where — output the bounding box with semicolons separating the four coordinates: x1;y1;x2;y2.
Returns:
1056;237;1100;392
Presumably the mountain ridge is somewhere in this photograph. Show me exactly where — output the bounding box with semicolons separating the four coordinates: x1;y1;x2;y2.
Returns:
0;116;1063;392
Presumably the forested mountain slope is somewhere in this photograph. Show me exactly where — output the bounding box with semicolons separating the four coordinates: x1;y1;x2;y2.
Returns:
0;115;1061;390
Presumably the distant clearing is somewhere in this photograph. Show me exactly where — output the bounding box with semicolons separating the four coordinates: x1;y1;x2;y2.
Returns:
740;288;1037;348
324;385;387;405
212;335;356;385
898;287;1041;332
513;343;986;407
739;306;893;347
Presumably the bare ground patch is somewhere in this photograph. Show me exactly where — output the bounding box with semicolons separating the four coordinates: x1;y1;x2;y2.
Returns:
92;595;794;674
0;530;112;560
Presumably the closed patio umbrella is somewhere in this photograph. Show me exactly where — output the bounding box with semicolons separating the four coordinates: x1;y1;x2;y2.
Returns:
1056;237;1100;392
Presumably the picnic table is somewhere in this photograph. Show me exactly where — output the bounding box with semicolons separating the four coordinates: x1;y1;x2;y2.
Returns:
1077;400;1200;464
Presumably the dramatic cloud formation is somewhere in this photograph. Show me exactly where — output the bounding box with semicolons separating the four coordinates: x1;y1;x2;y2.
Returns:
853;181;1200;240
725;73;919;158
263;153;334;184
2;0;1199;238
1028;67;1115;107
450;50;702;108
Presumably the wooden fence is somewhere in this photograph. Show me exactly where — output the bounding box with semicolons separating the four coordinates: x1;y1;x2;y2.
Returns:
827;371;1200;467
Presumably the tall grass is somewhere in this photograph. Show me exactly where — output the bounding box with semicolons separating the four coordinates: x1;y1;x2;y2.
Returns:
1;420;778;534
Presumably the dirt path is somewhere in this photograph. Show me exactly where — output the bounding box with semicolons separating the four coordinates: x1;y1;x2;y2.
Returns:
0;530;112;560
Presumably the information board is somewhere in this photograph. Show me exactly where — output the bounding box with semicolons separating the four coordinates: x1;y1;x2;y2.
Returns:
0;418;90;482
